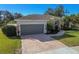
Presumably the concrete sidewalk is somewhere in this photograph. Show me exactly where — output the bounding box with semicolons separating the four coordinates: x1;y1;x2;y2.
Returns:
48;30;65;37
71;46;79;53
38;47;79;54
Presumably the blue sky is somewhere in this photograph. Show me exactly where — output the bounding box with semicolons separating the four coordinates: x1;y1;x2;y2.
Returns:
0;4;79;15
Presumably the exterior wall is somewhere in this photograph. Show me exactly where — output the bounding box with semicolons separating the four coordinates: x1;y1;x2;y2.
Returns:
16;20;48;36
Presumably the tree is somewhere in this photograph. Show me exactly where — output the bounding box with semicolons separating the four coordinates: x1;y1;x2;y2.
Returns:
0;10;14;20
67;14;79;24
76;14;79;24
44;8;55;15
54;5;64;17
63;16;72;29
6;11;14;20
14;13;23;19
44;5;65;17
63;13;79;30
0;10;14;26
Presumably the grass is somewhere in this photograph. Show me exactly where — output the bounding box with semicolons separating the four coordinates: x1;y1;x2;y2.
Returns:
54;30;79;47
0;29;21;54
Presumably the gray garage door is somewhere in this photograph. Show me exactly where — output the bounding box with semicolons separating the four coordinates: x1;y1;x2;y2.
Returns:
21;24;44;35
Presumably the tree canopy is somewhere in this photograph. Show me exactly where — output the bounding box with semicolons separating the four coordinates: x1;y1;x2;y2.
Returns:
45;5;65;17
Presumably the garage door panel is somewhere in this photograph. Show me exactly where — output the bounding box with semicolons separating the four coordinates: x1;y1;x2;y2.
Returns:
21;24;44;35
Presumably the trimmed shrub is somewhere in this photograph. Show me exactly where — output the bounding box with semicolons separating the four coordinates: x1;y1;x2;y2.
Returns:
47;20;59;34
47;22;52;32
2;25;17;36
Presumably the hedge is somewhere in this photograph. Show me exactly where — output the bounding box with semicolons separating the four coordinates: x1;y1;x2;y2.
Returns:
2;25;17;36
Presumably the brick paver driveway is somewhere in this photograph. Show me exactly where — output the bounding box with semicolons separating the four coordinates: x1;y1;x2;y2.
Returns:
21;34;78;54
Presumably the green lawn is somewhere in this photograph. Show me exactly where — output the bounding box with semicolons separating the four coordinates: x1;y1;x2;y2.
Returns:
0;29;21;54
55;30;79;47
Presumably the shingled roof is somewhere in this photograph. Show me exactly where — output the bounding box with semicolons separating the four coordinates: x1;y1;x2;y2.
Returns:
16;14;54;20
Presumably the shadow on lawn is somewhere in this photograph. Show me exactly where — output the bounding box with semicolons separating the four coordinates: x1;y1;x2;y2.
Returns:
52;34;76;40
7;36;21;40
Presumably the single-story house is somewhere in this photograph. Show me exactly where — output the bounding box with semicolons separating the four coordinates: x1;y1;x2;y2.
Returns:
15;14;62;36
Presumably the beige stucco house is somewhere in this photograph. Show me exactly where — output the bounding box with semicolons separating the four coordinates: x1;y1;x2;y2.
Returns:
15;14;62;36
